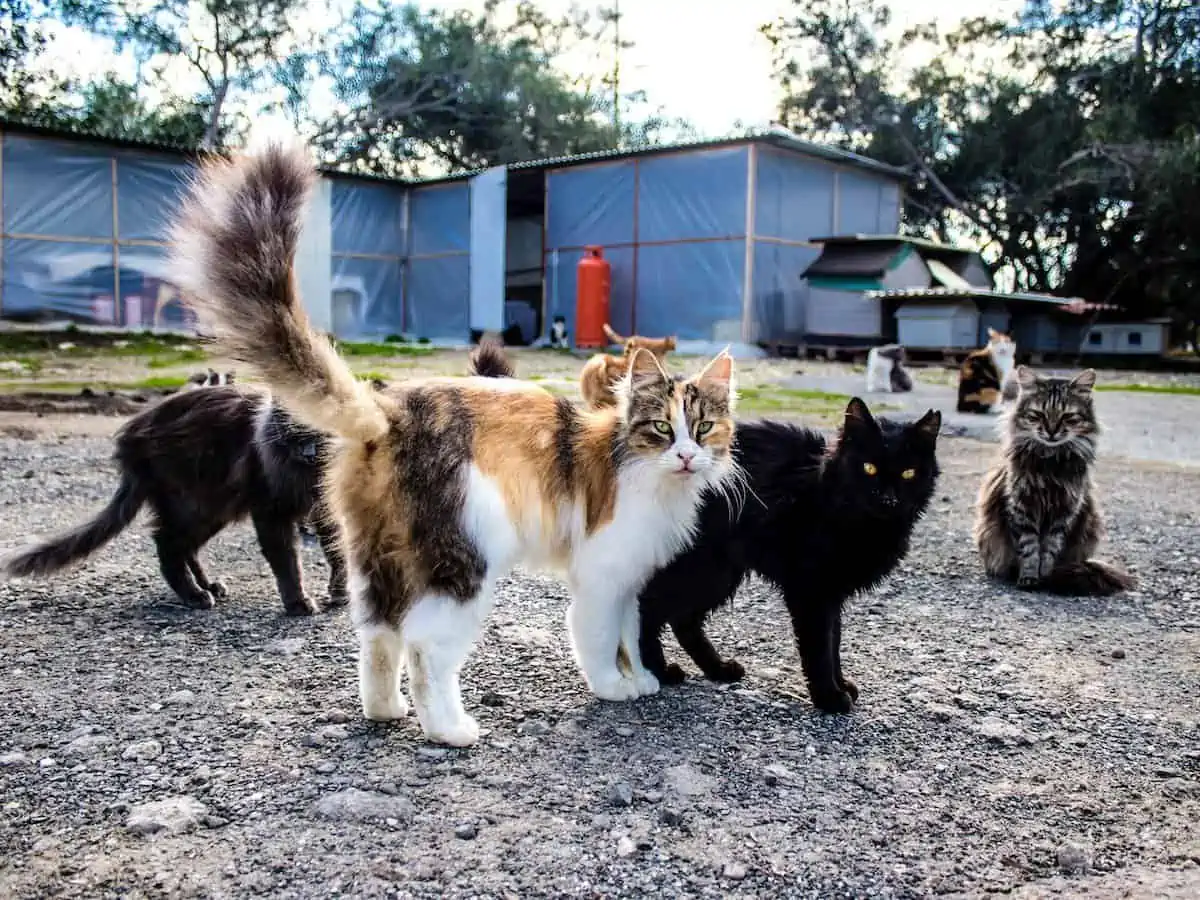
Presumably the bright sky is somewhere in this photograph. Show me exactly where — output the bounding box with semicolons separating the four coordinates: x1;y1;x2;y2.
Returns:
41;0;1027;146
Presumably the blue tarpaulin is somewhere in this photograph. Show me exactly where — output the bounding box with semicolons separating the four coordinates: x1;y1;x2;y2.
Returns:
404;184;470;340
117;153;194;242
635;240;745;341
330;179;406;336
636;148;747;242
754;149;836;241
546;161;635;251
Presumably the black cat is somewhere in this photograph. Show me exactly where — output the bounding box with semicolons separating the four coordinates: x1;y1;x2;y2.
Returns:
637;398;942;713
2;386;346;615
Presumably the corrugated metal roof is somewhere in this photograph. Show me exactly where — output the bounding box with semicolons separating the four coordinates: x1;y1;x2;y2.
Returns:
864;286;1115;313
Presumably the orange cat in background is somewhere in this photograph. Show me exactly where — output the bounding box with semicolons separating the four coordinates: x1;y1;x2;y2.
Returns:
581;324;678;409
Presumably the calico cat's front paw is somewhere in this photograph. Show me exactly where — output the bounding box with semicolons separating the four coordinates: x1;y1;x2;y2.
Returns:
588;671;641;702
708;659;746;683
809;685;856;714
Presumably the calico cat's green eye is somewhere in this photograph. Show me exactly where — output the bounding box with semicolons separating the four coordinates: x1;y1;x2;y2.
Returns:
652;420;673;436
696;421;713;436
901;468;916;480
863;462;878;476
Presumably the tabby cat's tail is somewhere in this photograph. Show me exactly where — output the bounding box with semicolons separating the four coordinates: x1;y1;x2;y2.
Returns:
468;340;516;378
2;472;146;577
1041;560;1136;596
169;143;389;445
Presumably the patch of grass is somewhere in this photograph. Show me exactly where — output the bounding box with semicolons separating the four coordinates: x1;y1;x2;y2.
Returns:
336;340;434;357
1095;383;1200;396
355;371;390;384
737;385;854;419
0;375;190;393
145;348;209;369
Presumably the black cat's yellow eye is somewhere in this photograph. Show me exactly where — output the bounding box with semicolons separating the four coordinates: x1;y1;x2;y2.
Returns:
696;421;713;436
863;462;878;476
652;420;673;435
901;468;916;480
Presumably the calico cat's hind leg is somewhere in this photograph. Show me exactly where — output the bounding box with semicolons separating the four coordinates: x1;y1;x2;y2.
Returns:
401;589;494;746
251;509;318;616
670;614;745;683
618;599;660;697
358;624;409;722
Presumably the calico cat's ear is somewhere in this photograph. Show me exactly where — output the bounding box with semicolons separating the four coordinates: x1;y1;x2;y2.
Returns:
842;397;879;438
987;327;999;341
1016;365;1039;390
1070;368;1097;393
913;408;942;442
696;349;733;386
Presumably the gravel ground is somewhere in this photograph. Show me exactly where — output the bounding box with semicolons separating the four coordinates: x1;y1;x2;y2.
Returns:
1;414;1198;899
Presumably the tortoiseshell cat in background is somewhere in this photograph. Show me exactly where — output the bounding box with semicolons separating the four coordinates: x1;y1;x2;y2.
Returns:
957;328;1017;414
975;366;1134;595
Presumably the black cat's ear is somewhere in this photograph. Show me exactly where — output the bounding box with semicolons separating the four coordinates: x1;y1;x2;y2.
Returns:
842;397;879;439
913;408;942;442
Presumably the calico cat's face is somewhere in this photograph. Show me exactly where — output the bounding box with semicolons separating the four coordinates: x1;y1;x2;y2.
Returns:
987;327;1016;365
1010;366;1098;451
833;398;940;518
619;349;736;479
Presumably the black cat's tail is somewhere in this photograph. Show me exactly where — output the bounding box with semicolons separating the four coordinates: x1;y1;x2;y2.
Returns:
468;340;516;378
2;473;147;578
1041;560;1136;596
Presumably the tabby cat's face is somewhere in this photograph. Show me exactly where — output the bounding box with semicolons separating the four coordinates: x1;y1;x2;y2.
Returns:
1011;366;1098;451
620;350;736;479
834;398;940;519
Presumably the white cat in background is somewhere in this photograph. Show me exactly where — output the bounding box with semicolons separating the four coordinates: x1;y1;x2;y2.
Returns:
865;344;914;393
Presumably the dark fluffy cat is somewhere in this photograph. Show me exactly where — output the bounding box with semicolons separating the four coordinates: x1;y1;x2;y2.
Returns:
637;398;942;713
974;366;1134;595
2;386;346;615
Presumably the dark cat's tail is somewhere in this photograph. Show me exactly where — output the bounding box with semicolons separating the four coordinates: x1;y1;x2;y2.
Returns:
468;340;516;378
2;472;146;577
169;142;389;445
1041;560;1136;596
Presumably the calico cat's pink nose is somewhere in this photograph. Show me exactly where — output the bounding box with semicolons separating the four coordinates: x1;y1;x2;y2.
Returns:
676;448;696;470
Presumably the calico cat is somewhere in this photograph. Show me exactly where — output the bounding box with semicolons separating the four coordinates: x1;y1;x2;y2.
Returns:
957;328;1016;414
974;366;1134;595
169;143;739;746
636;398;941;713
2;386;347;615
865;343;914;393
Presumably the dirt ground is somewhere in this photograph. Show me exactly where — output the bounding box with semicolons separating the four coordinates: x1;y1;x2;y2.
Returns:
0;349;1198;898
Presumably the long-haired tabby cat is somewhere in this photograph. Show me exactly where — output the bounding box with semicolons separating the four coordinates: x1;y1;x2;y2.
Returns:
634;398;941;713
169;143;739;746
974;366;1134;595
956;328;1016;414
2;386;347;615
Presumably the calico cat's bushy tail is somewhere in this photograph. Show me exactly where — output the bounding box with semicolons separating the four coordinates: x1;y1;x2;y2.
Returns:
2;472;146;577
170;143;389;444
1041;560;1136;596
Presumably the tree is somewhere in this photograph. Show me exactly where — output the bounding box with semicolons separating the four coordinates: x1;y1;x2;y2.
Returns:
286;1;689;176
55;0;304;148
53;75;211;146
1;0;69;120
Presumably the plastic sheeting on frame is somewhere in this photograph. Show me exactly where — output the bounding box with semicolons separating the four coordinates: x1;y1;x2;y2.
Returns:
837;171;894;235
332;257;403;338
636;147;748;243
405;255;469;339
331;179;405;256
545;161;635;250
409;184;470;256
117;153;195;241
754;150;836;241
635;240;745;341
3;135;114;239
543;246;635;343
750;242;821;341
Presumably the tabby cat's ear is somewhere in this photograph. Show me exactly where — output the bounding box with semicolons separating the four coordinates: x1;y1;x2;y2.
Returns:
843;397;879;439
1070;368;1097;393
913;408;942;442
1016;365;1039;390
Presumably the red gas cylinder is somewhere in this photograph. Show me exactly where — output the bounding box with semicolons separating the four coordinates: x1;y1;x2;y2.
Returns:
575;245;611;349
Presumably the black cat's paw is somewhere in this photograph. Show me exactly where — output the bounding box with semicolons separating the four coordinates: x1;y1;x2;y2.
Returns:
810;686;856;715
325;589;350;609
659;663;688;686
282;595;319;617
206;580;229;600
708;659;746;683
1016;574;1040;589
184;590;216;610
839;677;860;702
